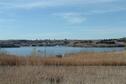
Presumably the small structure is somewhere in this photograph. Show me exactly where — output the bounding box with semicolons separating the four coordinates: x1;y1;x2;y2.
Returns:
56;55;63;58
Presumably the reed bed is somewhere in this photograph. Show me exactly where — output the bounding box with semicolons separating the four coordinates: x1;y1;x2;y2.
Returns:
0;51;126;84
0;66;126;84
0;51;126;66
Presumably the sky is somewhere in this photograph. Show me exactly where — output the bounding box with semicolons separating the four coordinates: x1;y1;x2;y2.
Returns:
0;0;126;40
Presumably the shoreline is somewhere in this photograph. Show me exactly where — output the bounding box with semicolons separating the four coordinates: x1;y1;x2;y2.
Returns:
0;51;126;66
0;38;126;48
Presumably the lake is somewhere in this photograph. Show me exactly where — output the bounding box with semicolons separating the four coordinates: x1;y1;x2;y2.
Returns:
0;46;125;56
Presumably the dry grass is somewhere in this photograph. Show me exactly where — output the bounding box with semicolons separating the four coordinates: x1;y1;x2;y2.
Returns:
0;66;126;84
0;51;126;84
0;51;126;66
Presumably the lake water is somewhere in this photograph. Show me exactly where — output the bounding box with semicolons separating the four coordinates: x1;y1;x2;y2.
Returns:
0;46;125;56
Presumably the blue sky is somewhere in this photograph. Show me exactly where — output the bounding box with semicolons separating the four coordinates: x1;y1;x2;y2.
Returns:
0;0;126;40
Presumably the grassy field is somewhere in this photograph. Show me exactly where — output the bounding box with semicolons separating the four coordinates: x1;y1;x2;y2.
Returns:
0;66;126;84
0;51;126;84
0;51;126;66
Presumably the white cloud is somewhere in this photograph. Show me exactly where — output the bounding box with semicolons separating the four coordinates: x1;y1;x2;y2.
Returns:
0;0;125;14
87;6;126;15
53;12;86;24
0;0;117;10
0;0;124;15
0;0;125;24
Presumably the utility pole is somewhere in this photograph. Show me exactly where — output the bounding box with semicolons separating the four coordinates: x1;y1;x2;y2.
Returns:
44;44;46;57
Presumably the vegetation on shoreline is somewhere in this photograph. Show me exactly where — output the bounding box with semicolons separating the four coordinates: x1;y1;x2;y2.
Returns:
0;51;126;66
0;50;126;84
0;37;126;48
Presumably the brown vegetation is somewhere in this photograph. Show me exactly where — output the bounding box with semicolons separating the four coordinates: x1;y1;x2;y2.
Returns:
0;66;126;84
0;51;126;84
0;51;126;66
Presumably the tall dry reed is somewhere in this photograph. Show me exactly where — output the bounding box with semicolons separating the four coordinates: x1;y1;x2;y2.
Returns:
0;51;126;66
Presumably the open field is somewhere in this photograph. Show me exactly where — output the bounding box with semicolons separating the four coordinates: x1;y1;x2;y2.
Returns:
0;66;126;84
0;51;126;84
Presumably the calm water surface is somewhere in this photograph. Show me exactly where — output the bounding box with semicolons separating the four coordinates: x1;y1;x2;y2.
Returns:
1;46;125;56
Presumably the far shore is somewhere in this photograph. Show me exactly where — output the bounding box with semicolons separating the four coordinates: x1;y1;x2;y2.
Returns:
0;37;126;48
